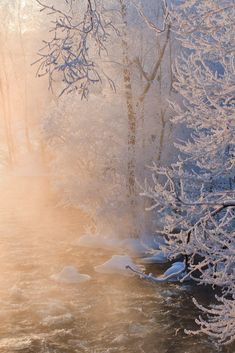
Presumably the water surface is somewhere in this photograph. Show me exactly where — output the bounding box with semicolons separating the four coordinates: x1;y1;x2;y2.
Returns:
0;175;233;353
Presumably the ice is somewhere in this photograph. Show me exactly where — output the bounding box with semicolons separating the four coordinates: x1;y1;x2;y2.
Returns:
95;255;142;276
51;266;91;283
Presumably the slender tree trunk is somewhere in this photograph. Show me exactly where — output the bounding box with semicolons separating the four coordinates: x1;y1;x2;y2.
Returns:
119;0;137;237
157;109;167;164
17;0;31;151
0;32;16;165
0;80;14;165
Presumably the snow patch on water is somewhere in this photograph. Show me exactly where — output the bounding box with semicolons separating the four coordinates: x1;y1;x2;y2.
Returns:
95;255;143;276
51;266;91;283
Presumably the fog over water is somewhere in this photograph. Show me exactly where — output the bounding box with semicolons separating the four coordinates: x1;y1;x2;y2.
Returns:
0;1;234;353
0;175;232;353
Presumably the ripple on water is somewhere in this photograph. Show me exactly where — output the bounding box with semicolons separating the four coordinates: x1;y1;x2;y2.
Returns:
0;176;234;353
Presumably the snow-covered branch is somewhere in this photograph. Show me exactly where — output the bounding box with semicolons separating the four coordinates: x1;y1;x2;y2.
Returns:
34;0;116;97
143;0;235;345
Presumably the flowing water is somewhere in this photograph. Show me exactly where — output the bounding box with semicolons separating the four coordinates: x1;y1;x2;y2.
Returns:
0;174;233;353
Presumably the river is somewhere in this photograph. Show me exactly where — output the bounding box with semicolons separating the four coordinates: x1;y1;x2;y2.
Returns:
0;174;233;353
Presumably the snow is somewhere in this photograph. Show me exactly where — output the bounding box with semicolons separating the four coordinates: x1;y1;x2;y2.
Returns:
51;266;91;284
128;261;188;283
141;250;170;264
158;261;186;281
95;255;143;276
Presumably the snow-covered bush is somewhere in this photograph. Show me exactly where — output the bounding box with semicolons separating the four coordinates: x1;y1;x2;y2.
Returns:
142;0;235;345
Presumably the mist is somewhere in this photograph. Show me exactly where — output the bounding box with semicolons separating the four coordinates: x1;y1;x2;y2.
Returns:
0;1;234;353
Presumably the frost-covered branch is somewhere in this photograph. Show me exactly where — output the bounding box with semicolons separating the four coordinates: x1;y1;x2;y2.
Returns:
34;0;116;97
143;0;235;345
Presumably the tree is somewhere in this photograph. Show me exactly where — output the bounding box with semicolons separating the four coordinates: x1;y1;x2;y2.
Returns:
142;0;235;345
36;0;235;344
36;0;172;237
0;0;48;167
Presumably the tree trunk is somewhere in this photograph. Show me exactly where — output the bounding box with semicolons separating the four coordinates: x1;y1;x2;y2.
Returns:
0;32;16;165
17;0;31;151
119;0;137;237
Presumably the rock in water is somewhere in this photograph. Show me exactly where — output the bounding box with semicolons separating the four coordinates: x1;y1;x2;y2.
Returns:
51;266;91;284
95;255;142;276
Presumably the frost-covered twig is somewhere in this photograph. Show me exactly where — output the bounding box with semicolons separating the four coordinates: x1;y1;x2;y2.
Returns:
34;0;116;98
142;0;235;345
